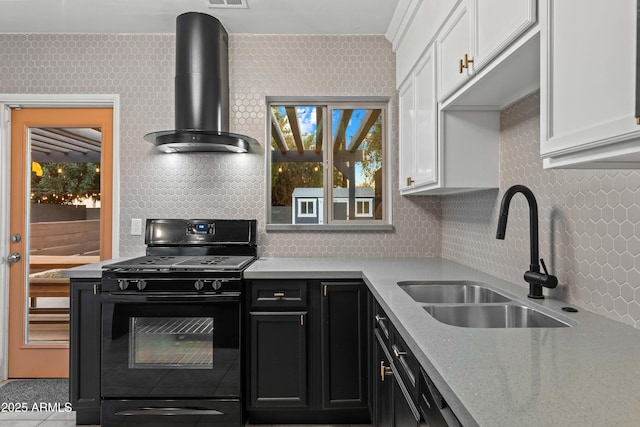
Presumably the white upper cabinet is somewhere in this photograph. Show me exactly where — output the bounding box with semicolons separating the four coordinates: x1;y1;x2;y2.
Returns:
540;0;640;168
399;47;438;193
388;0;539;194
437;0;537;102
473;0;537;71
437;1;473;101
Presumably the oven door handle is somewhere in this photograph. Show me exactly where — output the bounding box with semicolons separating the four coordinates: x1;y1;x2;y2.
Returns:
115;407;225;416
101;293;240;303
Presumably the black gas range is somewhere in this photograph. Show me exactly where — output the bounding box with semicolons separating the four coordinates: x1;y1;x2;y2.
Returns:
100;219;256;427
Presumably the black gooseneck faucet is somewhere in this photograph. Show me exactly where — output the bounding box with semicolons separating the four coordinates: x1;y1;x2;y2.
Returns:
496;184;558;299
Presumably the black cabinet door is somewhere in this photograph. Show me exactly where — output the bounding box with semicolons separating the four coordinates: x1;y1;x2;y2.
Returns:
320;282;368;410
374;330;393;427
69;279;101;425
249;312;307;408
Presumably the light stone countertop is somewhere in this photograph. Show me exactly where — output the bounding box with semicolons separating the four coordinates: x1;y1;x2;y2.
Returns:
63;257;640;426
245;257;640;427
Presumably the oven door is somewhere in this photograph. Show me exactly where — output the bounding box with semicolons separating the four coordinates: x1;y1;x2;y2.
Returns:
101;293;240;399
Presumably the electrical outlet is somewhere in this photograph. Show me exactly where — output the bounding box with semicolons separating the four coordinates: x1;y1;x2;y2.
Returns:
131;218;142;236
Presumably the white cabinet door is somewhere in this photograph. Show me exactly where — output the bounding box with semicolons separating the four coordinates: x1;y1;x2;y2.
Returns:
473;0;536;70
399;46;438;192
541;0;640;167
398;79;416;191
437;0;473;100
413;49;437;187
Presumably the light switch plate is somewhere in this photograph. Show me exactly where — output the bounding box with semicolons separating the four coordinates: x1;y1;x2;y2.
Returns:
131;218;142;236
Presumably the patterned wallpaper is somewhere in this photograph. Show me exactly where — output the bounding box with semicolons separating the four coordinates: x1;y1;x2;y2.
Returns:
0;33;442;259
441;92;640;328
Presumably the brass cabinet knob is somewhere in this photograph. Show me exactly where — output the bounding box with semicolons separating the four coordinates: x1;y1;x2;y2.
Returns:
406;177;415;186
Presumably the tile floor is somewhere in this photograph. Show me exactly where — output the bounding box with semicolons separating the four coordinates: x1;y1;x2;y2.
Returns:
0;410;372;427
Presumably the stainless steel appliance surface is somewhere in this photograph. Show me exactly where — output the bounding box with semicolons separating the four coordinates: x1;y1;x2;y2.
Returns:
100;219;257;427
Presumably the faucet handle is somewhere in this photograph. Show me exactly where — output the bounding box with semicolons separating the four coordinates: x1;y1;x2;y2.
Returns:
540;258;550;275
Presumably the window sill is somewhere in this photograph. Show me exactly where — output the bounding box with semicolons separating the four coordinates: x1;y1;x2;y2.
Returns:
266;224;395;232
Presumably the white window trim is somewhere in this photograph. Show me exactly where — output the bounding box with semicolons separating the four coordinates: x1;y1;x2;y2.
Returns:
265;97;392;231
297;198;317;217
355;199;372;217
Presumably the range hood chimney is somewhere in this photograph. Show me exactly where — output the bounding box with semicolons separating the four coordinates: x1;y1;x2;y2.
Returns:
144;12;258;153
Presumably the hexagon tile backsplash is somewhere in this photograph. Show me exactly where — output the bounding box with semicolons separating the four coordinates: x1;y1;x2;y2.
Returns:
441;92;640;328
0;33;441;260
2;34;640;328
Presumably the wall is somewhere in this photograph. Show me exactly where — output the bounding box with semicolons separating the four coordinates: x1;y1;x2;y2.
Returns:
441;92;640;328
0;33;441;259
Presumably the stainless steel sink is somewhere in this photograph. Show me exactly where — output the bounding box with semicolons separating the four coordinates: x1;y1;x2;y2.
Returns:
398;281;511;304
422;304;571;328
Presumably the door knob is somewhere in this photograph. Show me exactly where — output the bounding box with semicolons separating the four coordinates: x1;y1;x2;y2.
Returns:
7;253;21;264
11;233;21;243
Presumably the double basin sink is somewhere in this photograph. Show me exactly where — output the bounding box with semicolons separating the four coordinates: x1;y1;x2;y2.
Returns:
398;281;571;328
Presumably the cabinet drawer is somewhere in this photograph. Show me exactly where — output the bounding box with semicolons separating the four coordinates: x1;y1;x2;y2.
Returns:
373;301;390;344
418;368;461;427
391;328;419;399
250;281;307;309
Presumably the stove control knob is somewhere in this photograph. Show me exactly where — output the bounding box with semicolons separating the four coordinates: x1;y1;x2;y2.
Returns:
137;280;147;290
212;280;222;291
118;279;129;290
194;280;205;291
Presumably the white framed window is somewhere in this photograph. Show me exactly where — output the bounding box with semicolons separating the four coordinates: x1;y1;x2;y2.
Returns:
297;198;316;217
355;199;372;217
266;98;390;230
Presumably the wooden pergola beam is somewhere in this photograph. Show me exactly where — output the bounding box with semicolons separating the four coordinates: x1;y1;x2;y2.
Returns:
285;106;304;154
333;109;353;153
316;107;323;154
271;111;288;154
272;149;364;164
349;109;381;153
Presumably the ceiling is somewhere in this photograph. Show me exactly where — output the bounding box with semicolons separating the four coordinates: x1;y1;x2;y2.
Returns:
31;127;101;163
0;0;399;35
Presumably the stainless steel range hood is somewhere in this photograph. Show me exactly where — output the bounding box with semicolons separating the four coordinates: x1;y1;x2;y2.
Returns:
144;12;258;153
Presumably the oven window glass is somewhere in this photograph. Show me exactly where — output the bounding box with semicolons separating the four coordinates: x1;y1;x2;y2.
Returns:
129;317;213;369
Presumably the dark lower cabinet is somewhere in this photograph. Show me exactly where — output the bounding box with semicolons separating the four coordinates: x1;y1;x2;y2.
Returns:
374;331;393;426
246;279;370;424
69;279;101;425
372;298;460;427
249;312;307;408
320;282;368;409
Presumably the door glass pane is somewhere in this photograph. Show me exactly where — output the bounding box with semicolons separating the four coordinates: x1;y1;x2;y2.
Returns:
27;127;102;343
130;317;214;369
331;108;383;221
270;105;324;224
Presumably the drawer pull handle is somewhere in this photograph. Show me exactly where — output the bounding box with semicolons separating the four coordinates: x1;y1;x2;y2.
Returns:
393;347;407;358
273;292;285;297
380;361;393;381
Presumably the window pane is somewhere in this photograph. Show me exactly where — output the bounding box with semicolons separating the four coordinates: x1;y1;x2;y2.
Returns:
331;108;383;221
270;105;324;224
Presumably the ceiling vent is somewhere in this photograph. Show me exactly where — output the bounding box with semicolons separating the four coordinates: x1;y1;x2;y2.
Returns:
207;0;248;9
